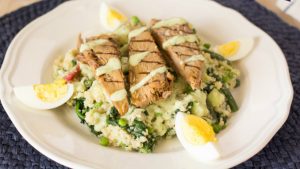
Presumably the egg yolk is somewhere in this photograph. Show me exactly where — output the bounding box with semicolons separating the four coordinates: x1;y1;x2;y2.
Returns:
33;79;68;102
107;8;126;26
182;114;217;145
218;41;240;57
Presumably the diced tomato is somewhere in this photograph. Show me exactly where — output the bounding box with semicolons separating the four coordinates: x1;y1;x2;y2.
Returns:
64;65;80;83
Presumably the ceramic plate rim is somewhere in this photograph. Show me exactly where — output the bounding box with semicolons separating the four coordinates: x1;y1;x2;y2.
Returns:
0;0;294;168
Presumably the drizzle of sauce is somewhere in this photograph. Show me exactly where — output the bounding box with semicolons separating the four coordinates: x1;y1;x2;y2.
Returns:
152;18;187;29
163;34;199;49
80;39;108;52
180;54;205;65
130;66;167;93
129;51;150;66
96;57;121;76
128;26;148;41
110;89;127;102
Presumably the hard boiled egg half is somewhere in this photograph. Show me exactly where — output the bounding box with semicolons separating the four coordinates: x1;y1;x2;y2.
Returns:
214;38;254;61
14;79;74;110
175;112;220;161
100;2;127;31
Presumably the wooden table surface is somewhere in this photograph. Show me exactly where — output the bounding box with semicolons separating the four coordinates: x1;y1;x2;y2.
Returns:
0;0;39;17
0;0;299;30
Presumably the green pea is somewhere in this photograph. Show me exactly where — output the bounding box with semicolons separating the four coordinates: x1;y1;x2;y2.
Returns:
130;16;140;26
118;118;128;127
99;136;109;146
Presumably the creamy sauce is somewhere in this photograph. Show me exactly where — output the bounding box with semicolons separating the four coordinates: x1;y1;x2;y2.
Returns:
80;39;108;52
129;51;150;66
180;54;205;65
128;26;148;41
110;89;127;102
152;18;187;29
163;34;199;49
130;66;167;93
96;57;121;76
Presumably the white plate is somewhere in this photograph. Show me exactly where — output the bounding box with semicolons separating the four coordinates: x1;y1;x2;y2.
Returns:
0;0;293;168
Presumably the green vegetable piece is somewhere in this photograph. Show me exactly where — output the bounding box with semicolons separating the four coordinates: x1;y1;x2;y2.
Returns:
110;107;119;118
235;79;241;88
130;16;140;26
184;85;194;94
208;88;225;107
129;119;147;138
155;112;162;116
220;87;239;112
191;102;205;117
84;79;93;89
203;43;211;49
212;123;226;133
75;98;85;121
71;60;77;67
94;102;103;109
99;136;109;146
106;107;120;126
118;118;128;127
89;125;101;136
206;99;218;124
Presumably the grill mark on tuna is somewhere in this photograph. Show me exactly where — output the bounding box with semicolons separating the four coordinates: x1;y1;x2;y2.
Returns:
131;39;155;43
94;52;119;55
130;49;159;54
141;60;164;65
138;71;151;75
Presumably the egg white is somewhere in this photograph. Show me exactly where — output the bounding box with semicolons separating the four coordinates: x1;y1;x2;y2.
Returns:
99;2;126;31
215;38;254;61
175;112;220;161
13;83;74;110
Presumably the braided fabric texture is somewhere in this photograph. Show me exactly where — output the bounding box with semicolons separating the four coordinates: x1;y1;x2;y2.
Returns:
0;0;299;168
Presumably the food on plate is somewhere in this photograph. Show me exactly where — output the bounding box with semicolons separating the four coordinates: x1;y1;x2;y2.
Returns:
212;38;254;61
150;18;204;89
50;15;243;155
76;34;129;115
100;2;127;31
13;79;74;110
175;112;220;161
128;26;174;107
11;0;246;157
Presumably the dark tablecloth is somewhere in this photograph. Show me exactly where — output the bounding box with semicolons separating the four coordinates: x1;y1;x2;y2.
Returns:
0;0;299;168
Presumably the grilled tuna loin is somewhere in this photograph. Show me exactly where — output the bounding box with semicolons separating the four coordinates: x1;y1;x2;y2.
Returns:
150;18;204;89
76;34;129;115
128;27;174;107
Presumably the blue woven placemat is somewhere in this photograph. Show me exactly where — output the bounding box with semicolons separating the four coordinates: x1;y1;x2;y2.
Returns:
0;0;299;168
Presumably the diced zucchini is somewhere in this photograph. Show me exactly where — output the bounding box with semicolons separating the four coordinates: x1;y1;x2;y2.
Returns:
191;102;205;117
207;88;225;107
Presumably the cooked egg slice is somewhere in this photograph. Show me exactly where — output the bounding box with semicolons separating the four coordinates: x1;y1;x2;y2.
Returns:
175;112;220;161
100;2;127;31
13;79;74;110
214;38;254;61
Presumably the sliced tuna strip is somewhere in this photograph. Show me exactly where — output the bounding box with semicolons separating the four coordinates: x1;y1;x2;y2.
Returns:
76;34;129;115
150;18;204;89
128;26;174;107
